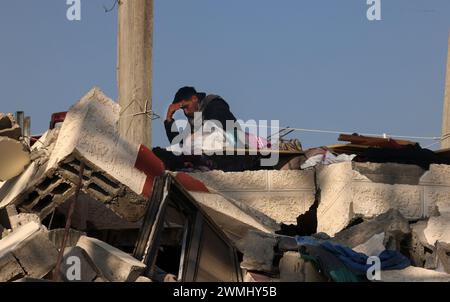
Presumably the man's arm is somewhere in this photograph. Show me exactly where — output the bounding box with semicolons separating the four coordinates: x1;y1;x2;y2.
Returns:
165;103;183;144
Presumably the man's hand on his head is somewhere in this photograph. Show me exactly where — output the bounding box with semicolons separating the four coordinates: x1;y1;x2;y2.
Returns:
166;102;184;121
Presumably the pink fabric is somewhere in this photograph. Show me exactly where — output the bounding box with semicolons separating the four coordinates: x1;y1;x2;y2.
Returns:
245;132;271;149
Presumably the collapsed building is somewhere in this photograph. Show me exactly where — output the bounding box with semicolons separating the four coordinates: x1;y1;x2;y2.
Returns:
1;87;450;282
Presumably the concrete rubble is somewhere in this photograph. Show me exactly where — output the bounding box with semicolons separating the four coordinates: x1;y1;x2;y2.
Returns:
0;113;30;182
2;87;450;282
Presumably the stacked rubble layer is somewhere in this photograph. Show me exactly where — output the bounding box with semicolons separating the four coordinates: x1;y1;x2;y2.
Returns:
0;88;150;222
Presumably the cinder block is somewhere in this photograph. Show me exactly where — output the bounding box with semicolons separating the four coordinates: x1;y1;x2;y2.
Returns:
0;222;58;279
0;252;25;282
12;228;58;278
60;246;98;282
77;235;146;282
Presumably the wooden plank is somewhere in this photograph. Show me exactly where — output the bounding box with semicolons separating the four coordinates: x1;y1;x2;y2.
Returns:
338;134;416;148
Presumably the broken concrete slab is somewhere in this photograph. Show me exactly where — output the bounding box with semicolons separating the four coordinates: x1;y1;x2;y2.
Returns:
189;190;279;242
59;246;98;282
190;170;315;225
331;209;410;250
379;266;450;282
420;164;450;215
237;230;278;273
410;220;432;267
423;215;450;245
0;222;58;279
77;235;146;282
9;213;40;231
0;88;151;222
12;228;58;278
352;162;426;185
317;162;424;236
0;252;25;282
0;221;41;258
0;136;30;181
412;214;450;247
435;242;450;274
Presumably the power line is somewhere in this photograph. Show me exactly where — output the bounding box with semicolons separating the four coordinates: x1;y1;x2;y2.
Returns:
238;122;441;141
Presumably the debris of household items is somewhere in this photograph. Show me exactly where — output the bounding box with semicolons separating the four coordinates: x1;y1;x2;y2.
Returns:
295;236;411;282
328;133;450;169
159;122;304;172
0;87;165;224
236;209;450;282
0;113;30;181
300;148;356;169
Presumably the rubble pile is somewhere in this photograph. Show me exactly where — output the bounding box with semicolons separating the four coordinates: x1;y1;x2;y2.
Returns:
1;87;450;282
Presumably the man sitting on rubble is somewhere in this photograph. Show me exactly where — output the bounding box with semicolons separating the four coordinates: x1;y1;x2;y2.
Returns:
164;86;238;145
155;86;247;171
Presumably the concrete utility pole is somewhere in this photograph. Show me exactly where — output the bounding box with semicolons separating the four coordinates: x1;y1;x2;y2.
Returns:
117;0;153;148
441;33;450;149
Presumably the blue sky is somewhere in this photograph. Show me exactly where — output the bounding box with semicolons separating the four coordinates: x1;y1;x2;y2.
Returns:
1;0;450;148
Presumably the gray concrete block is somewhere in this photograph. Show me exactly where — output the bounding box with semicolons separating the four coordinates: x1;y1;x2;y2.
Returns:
60;246;98;282
0;252;25;282
332;209;410;249
237;231;277;273
77;235;146;282
12;228;58;278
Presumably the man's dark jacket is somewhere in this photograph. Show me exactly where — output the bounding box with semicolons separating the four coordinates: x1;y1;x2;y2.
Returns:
164;94;237;144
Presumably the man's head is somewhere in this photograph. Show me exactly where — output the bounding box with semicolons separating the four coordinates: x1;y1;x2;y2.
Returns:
173;86;200;118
